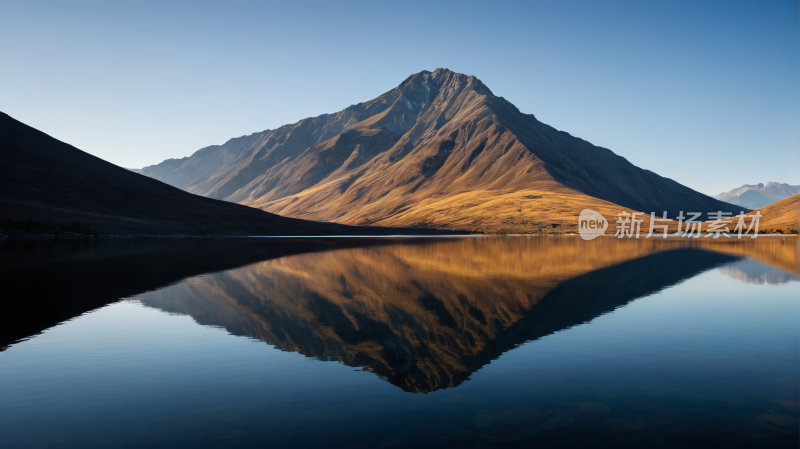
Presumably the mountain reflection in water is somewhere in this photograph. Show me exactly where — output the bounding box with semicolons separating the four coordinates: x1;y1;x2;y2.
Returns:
6;236;783;393
720;258;799;285
2;236;799;449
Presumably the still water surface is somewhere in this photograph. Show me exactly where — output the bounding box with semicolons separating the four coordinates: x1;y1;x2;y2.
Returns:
1;237;797;448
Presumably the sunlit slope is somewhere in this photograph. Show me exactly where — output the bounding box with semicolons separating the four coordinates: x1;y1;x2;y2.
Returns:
751;193;798;233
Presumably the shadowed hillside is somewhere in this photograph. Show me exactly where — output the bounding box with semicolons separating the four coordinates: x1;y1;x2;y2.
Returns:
0;113;446;236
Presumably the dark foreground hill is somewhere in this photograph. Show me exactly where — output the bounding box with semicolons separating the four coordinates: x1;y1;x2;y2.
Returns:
141;68;741;234
0;113;448;236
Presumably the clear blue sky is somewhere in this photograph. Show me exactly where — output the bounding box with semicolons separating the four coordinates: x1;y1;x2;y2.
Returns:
1;0;796;196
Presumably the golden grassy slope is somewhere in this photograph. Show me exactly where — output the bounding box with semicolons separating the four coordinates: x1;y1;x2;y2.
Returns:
750;193;799;232
257;175;797;237
364;182;642;234
256;177;629;234
359;188;798;237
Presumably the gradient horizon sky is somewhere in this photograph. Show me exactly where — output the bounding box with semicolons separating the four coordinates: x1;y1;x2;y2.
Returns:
1;0;797;196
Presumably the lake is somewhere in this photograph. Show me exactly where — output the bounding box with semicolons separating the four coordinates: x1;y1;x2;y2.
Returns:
1;237;797;448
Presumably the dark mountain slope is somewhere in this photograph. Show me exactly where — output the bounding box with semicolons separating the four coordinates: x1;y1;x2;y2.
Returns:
0;112;443;236
481;94;738;216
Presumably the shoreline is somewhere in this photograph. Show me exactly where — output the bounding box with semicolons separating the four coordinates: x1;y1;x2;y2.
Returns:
1;233;795;241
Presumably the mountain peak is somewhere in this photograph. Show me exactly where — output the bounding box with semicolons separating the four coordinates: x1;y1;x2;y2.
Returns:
399;68;494;97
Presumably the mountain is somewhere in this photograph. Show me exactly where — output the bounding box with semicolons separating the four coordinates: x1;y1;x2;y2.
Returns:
0;112;443;236
735;189;775;209
715;182;800;209
141;68;741;234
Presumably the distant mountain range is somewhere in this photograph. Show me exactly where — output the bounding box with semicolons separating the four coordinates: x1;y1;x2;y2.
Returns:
715;182;800;209
0;112;441;236
139;68;740;234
